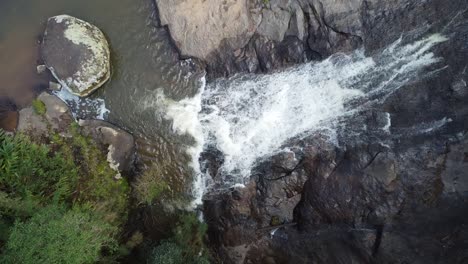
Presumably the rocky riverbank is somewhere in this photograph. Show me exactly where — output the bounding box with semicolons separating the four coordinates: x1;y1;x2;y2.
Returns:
155;0;468;80
153;0;468;263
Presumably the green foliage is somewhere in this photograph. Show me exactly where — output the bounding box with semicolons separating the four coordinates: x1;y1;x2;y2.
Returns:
134;166;169;205
148;241;184;264
0;132;78;202
173;213;208;258
148;213;210;264
58;123;130;224
0;126;130;261
270;215;282;226
0;128;129;220
1;205;117;264
0;192;40;220
31;99;46;115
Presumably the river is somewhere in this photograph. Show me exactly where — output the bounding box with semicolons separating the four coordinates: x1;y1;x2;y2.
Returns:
0;0;204;203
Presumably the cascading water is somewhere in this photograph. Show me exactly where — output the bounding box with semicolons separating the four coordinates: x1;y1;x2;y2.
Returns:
164;34;448;205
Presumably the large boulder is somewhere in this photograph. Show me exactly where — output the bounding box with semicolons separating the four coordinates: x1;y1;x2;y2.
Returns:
41;15;111;97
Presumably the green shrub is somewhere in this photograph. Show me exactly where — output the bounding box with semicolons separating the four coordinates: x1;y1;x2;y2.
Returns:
148;213;210;264
47;124;129;224
148;241;184;264
0;127;130;260
0;128;129;221
61;123;130;225
134;166;169;205
173;213;208;258
1;205;117;264
31;99;46;115
0;132;78;203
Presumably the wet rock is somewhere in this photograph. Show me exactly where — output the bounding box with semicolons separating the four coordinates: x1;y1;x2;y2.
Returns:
17;92;73;138
36;64;47;74
441;136;468;193
49;81;62;91
41;15;111;97
79;119;135;173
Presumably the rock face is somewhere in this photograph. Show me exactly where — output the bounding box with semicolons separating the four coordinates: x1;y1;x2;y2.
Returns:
158;0;468;263
41;15;111;97
155;0;468;80
157;0;260;61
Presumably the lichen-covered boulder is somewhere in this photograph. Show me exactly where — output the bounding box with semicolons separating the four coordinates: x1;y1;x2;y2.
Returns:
41;15;111;97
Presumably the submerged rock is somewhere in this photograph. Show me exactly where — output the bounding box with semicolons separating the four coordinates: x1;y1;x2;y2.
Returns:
36;64;47;74
41;15;111;97
48;81;62;91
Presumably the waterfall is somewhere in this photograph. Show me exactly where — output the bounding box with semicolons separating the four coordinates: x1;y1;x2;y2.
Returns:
148;34;447;206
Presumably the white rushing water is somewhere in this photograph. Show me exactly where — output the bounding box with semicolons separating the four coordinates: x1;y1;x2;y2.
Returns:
165;78;206;207
160;34;448;206
55;88;110;119
197;34;447;181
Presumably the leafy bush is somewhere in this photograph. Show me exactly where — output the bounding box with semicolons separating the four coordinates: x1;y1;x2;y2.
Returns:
57;123;130;224
0;127;130;261
148;241;184;264
0;132;78;203
0;127;130;221
1;205;117;264
148;213;210;264
173;213;208;258
134;166;169;205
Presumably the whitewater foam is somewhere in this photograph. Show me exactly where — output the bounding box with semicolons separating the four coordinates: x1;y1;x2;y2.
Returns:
140;77;207;207
198;34;447;183
54;88;109;119
165;77;206;207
